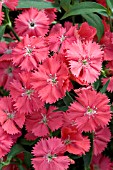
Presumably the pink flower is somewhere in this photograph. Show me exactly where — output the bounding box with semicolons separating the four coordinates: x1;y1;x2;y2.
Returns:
25;106;63;137
31;55;70;104
10;71;44;114
93;126;111;156
15;8;49;37
3;0;18;10
67;40;103;83
0;125;12;158
0;2;4;25
78;22;97;41
48;22;76;52
12;35;49;71
32;137;70;170
91;154;112;170
0;60;20;90
68;88;111;132
0;41;16;61
44;8;57;23
0;97;25;134
102;77;113;92
61;126;90;155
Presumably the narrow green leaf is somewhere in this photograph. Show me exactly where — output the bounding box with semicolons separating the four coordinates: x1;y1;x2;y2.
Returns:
106;0;113;12
0;25;6;40
19;138;38;146
83;133;93;169
60;0;71;11
100;79;110;93
17;0;58;9
24;151;33;168
61;2;106;19
82;13;104;41
93;78;101;90
17;164;26;170
7;144;25;162
63;91;73;106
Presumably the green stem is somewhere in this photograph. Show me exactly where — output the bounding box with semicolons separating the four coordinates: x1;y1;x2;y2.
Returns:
8;26;20;41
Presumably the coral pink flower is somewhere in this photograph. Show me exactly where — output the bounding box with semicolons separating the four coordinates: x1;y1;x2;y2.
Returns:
0;60;20;90
0;97;25;134
67;40;103;83
44;8;57;23
31;56;70;104
32;137;70;170
0;2;4;25
3;0;18;10
68;88;111;132
61;126;90;155
0;41;16;61
93;126;111;156
25;132;37;141
48;22;76;52
10;71;44;114
12;35;49;71
0;126;12;158
91;154;112;170
25;106;63;137
15;8;49;37
78;22;97;41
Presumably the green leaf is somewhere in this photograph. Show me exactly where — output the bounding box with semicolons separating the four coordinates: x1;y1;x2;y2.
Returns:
106;0;113;12
100;79;110;93
7;144;25;162
19;138;38;146
82;13;104;41
17;164;26;170
83;133;93;169
24;151;33;168
60;0;71;11
0;25;6;40
17;0;58;9
93;78;101;90
61;2;106;19
63;91;74;106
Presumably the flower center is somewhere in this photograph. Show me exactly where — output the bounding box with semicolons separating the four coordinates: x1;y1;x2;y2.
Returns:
24;45;33;57
40;113;48;124
82;59;88;65
85;106;97;117
4;110;16;119
4;48;12;54
47;74;58;86
29;20;36;29
46;153;57;162
21;89;34;99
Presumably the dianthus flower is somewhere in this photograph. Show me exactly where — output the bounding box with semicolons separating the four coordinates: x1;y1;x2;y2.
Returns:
0;41;16;61
93;126;111;155
0;126;12;158
0;60;20;90
32;137;70;170
25;106;63;137
91;154;112;170
0;97;25;134
68;88;111;132
2;0;18;10
10;71;44;114
12;35;49;71
48;22;76;52
15;8;49;37
31;56;70;104
67;40;103;83
61;126;90;155
78;22;97;41
102;61;113;92
0;2;4;25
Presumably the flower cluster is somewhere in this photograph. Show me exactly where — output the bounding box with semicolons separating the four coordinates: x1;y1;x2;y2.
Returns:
0;0;113;170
